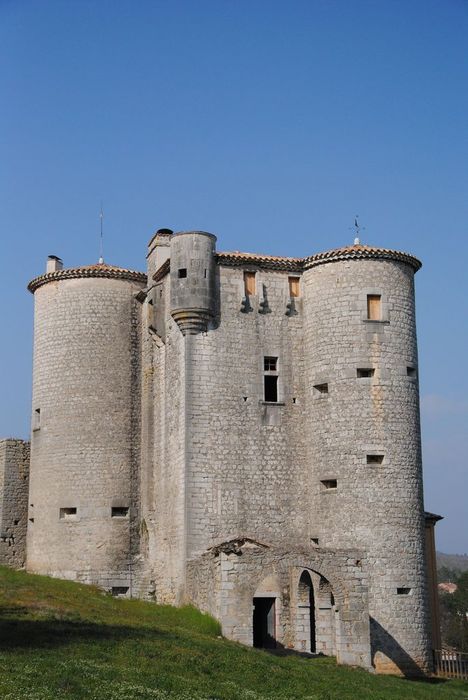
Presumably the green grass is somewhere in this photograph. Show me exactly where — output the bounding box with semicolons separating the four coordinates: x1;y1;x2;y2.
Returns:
0;567;466;700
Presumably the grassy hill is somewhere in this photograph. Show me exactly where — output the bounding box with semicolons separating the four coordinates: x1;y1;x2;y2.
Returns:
0;567;466;700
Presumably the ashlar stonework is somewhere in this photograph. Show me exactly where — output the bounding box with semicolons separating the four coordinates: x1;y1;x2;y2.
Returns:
1;230;442;676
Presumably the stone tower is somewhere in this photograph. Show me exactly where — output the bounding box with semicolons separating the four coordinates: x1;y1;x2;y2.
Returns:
26;258;145;592
17;233;439;676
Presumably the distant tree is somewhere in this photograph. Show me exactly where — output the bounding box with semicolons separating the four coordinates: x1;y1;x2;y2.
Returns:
439;571;468;652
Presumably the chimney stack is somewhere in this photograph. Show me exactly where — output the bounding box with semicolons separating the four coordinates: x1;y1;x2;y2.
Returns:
46;256;63;273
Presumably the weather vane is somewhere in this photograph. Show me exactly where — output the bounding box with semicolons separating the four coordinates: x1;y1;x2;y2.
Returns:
350;215;365;245
99;202;104;264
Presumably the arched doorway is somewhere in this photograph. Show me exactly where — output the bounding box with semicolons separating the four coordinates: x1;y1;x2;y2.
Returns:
297;570;316;653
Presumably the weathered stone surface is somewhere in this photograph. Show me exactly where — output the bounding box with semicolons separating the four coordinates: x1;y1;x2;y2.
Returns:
0;234;434;676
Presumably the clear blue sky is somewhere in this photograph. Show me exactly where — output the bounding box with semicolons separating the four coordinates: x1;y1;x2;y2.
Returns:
1;0;467;553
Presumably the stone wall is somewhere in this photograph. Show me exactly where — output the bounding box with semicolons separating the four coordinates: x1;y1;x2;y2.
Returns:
302;258;431;674
186;540;372;670
0;439;30;567
27;275;144;593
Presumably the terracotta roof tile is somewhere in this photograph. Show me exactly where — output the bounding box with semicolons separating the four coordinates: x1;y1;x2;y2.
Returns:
28;262;147;293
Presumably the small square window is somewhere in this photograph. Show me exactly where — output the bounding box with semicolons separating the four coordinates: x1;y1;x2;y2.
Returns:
407;367;417;378
178;268;187;278
288;276;300;298
357;368;374;378
111;586;129;597
264;357;277;372
111;507;129;518
313;383;328;394
311;537;319;545
367;294;381;320
366;454;384;465
321;479;337;490
59;507;77;520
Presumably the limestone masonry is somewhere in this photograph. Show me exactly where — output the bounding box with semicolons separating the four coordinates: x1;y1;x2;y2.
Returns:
1;230;443;676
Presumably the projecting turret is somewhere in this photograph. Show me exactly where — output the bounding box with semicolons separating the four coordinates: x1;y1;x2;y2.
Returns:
169;231;217;335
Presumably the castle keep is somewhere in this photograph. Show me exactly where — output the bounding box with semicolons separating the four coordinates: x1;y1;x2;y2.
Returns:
1;230;442;675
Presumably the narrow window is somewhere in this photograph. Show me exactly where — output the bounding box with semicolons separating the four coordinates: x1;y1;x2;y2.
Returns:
59;507;77;520
264;357;277;372
357;368;374;378
288;276;300;298
407;367;416;377
397;587;411;595
264;375;278;402
178;268;187;278
313;383;328;394
321;479;337;490
366;454;384;465
111;586;129;597
244;271;256;296
367;294;381;320
33;408;41;431
111;507;129;518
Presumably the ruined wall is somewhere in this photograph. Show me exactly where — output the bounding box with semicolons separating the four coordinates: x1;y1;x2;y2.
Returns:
27;275;144;592
302;257;431;675
186;542;372;670
0;439;30;567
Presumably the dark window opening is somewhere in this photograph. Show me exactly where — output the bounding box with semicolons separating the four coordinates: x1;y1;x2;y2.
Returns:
407;367;417;377
321;479;337;490
397;587;411;595
59;507;77;520
311;537;319;545
357;368;374;378
14;519;19;525
178;268;187;278
264;375;278;402
366;454;384;465
253;597;276;648
111;586;129;597
264;356;277;372
314;383;328;394
28;518;34;523
204;268;207;278
292;397;297;404
111;507;129;518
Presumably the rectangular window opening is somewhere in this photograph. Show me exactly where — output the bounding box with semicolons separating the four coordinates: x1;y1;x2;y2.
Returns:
321;479;337;490
311;537;319;545
407;367;417;377
264;356;277;372
111;586;129;597
397;587;411;595
314;383;329;394
59;507;77;520
33;408;41;431
111;507;129;518
367;294;381;320
366;454;384;465
178;268;187;278
244;270;256;296
357;368;374;378
264;375;278;403
288;276;300;298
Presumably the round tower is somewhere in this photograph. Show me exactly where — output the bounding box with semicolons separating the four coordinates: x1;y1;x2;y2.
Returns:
302;243;431;675
169;231;217;334
26;259;146;591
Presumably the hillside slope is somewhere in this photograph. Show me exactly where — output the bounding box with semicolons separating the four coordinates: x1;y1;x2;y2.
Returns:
0;566;466;700
437;552;468;572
